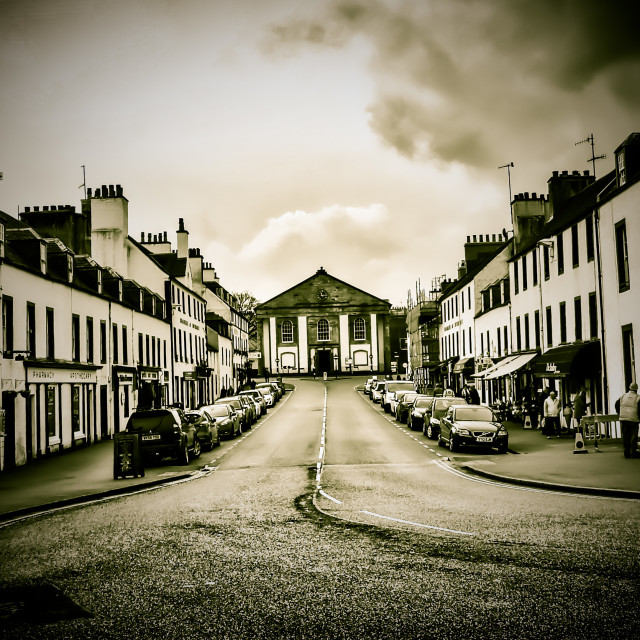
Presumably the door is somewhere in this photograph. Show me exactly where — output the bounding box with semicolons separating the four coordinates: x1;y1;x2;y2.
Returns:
317;349;332;374
100;385;108;438
1;391;16;468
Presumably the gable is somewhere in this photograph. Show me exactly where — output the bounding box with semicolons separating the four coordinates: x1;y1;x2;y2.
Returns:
256;268;391;316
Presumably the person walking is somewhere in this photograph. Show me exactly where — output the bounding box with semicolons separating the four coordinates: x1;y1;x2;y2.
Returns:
572;388;588;433
537;387;549;430
616;382;640;459
543;390;562;439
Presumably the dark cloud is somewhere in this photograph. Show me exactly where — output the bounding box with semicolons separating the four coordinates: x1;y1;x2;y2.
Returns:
268;0;640;172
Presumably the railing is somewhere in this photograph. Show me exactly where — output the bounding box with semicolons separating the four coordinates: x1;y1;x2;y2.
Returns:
579;414;621;441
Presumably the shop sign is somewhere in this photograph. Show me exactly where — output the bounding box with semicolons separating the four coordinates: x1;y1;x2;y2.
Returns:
183;371;197;380
249;351;262;359
546;363;559;374
117;372;134;384
27;367;97;384
140;370;159;381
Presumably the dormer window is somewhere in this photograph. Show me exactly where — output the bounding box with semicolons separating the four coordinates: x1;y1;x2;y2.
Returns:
117;280;123;301
67;254;74;282
617;151;626;186
139;290;144;311
40;243;47;274
97;270;103;294
152;296;156;315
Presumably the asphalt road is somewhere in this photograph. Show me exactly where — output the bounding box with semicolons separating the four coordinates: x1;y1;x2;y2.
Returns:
0;377;638;639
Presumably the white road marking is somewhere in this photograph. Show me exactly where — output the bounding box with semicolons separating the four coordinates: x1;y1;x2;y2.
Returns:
318;489;342;504
359;510;475;536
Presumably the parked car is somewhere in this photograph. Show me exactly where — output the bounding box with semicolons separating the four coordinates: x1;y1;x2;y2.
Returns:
126;407;201;465
204;403;241;439
383;381;416;414
438;404;509;453
235;394;257;425
185;408;220;451
370;379;388;404
424;396;467;439
364;377;378;396
407;396;435;431
216;397;249;429
255;385;276;407
239;390;266;416
272;379;286;396
256;382;281;401
395;391;420;423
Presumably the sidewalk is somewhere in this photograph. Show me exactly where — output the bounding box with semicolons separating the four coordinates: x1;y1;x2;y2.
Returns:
460;421;640;499
1;421;640;523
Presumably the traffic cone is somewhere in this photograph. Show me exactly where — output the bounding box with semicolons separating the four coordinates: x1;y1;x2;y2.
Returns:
573;430;588;454
523;413;532;429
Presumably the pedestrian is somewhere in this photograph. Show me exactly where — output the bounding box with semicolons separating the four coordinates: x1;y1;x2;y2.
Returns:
543;390;562;438
572;388;587;433
264;368;270;382
468;384;480;405
616;382;640;459
537;387;549;430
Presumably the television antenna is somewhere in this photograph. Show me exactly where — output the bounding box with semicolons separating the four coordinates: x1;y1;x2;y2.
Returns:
498;162;514;225
575;134;605;178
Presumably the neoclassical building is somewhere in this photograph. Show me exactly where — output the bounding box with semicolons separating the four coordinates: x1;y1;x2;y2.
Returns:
256;268;392;376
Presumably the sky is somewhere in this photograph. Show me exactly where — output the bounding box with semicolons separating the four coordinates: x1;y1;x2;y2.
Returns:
1;0;638;306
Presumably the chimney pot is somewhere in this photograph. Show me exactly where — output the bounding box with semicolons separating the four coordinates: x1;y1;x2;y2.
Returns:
524;192;529;199
561;171;568;176
572;170;580;176
472;235;477;242
102;185;107;195
164;231;168;242
141;232;145;241
24;206;30;213
583;170;590;176
44;206;49;211
116;184;123;196
87;187;92;197
108;185;115;197
34;206;39;212
466;236;470;243
532;192;537;199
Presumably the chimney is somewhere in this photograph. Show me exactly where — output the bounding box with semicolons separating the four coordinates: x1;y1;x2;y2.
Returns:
176;218;189;259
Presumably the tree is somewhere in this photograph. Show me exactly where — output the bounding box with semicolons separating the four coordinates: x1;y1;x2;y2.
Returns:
233;291;260;350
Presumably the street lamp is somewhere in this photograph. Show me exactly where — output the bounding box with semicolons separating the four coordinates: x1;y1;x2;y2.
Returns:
369;353;373;372
275;357;279;374
333;354;338;379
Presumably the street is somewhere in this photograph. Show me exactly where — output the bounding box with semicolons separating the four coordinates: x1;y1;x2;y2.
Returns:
1;377;639;639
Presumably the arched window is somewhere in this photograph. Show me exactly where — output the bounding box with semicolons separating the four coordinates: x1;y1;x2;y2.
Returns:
317;319;330;341
354;317;366;340
281;320;293;343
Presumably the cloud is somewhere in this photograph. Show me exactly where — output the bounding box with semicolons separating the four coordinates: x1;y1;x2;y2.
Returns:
266;0;640;173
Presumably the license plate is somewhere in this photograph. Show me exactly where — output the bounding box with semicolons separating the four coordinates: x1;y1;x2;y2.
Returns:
142;434;161;441
476;436;493;442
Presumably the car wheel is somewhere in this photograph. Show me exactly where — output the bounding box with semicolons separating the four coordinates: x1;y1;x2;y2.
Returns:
179;439;190;465
407;416;412;430
449;436;457;453
426;424;434;440
497;441;508;454
192;438;201;458
384;404;390;413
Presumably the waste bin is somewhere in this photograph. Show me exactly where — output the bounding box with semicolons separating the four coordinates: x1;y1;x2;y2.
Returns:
113;433;144;479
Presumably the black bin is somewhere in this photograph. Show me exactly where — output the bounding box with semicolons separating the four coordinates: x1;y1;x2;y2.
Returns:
113;433;145;479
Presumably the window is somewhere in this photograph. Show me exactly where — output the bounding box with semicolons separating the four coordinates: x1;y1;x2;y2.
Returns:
585;213;595;262
502;279;510;303
2;296;13;354
482;289;491;312
574;297;582;341
557;233;564;275
491;283;501;307
503;325;508;354
618;151;626;186
72;314;81;362
589;292;598;339
46;385;56;438
67;254;74;283
524;314;530;350
46;307;54;359
122;326;128;365
468;288;471;309
559;302;567;343
281;320;294;343
615;220;630;292
621;324;635;391
86;317;94;363
26;302;36;357
546;306;553;347
112;323;119;364
100;320;107;363
534;310;541;349
522;256;528;290
516;317;522;351
138;333;144;364
497;328;502;356
513;260;519;294
317;319;330;341
543;245;550;280
40;243;47;274
354;317;366;341
571;224;579;268
532;249;538;286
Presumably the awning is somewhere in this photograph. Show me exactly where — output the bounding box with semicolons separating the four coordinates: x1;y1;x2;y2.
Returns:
530;341;601;378
484;352;538;379
471;356;514;379
452;357;474;374
439;356;459;371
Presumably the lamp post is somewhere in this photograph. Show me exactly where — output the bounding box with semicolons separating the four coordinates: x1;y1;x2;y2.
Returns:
334;354;338;379
370;353;373;372
275;358;279;374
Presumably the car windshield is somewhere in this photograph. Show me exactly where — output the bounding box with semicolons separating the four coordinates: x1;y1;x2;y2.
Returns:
454;406;495;421
401;393;419;404
127;411;176;432
387;382;414;393
209;406;229;418
184;413;203;424
219;399;242;409
414;397;434;409
434;398;466;412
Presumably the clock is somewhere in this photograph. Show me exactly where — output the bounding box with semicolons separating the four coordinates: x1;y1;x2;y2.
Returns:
317;289;329;302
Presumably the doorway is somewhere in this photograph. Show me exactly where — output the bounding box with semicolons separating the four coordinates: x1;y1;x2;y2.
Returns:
317;349;332;374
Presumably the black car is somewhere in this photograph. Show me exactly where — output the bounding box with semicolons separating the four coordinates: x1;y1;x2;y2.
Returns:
203;404;242;439
424;396;467;439
185;409;220;451
407;396;435;431
216;397;249;430
126;408;201;464
395;392;420;423
438;404;509;453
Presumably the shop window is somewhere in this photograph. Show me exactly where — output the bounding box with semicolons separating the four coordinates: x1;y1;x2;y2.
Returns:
46;385;57;438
